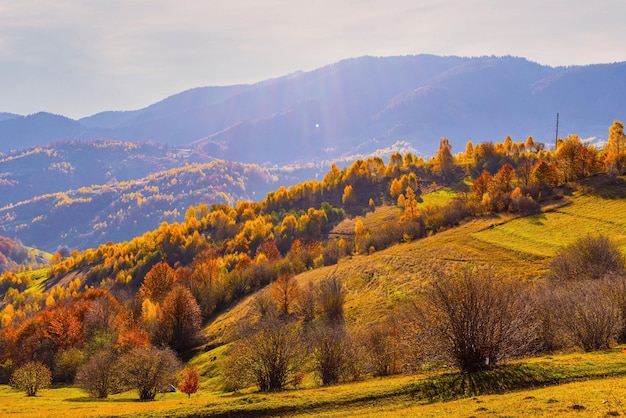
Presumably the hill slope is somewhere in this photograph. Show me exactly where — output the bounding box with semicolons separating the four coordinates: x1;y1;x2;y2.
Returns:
0;158;285;252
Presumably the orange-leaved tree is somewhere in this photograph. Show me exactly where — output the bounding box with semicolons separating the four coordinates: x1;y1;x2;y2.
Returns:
140;261;176;304
178;367;200;398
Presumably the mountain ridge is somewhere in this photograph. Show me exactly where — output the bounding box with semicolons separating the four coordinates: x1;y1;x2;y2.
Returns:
3;54;623;162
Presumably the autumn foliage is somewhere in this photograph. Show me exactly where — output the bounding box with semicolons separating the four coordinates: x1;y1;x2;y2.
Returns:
178;367;200;398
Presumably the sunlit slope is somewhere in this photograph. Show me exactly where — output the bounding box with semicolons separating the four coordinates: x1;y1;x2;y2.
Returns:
473;178;626;257
205;215;548;347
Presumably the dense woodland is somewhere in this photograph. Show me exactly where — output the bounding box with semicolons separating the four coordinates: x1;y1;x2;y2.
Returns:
1;120;626;398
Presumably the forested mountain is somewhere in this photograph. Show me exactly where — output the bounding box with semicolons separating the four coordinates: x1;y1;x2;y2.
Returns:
0;236;45;273
1;55;624;164
0;156;286;252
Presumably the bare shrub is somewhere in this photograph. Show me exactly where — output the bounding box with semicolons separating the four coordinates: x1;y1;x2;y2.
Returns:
415;266;537;373
364;319;402;377
297;281;317;323
118;346;181;400
251;289;278;320
319;275;346;325
10;361;52;396
552;279;621;351
307;324;367;386
532;282;570;352
549;235;625;282
222;318;303;392
75;349;120;398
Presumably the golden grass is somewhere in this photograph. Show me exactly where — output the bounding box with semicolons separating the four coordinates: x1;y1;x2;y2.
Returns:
417;186;459;208
4;349;626;417
473;186;626;258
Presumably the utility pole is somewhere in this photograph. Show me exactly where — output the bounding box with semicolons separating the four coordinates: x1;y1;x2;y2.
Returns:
555;112;560;143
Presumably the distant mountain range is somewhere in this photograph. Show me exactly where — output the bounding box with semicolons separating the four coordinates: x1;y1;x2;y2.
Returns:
0;142;290;251
2;55;624;163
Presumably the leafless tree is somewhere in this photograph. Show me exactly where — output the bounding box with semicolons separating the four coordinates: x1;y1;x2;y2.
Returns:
118;346;181;400
552;278;621;351
222;318;304;392
319;275;346;325
75;349;120;398
414;266;538;373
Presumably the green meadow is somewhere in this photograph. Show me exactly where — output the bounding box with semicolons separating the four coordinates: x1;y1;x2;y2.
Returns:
473;183;626;258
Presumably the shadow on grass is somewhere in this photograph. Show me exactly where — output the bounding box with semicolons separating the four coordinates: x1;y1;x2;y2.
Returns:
65;397;147;403
528;213;547;226
581;175;626;199
400;364;563;403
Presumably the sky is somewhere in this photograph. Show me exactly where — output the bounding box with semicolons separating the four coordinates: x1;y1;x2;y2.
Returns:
1;0;625;119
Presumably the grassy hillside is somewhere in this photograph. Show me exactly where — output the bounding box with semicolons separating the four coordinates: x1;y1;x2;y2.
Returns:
1;178;626;416
474;176;626;257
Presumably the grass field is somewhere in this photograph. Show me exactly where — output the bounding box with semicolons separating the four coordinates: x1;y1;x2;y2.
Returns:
3;349;626;417
473;182;626;257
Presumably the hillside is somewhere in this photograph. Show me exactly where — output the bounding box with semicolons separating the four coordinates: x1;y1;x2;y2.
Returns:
0;138;421;251
0;158;286;252
3;173;626;417
3;128;626;416
0;236;47;274
1;55;625;164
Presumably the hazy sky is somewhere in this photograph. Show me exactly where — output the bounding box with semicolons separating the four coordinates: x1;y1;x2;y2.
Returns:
1;0;625;119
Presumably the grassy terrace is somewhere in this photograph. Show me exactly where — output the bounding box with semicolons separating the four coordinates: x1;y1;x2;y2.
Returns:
473;180;626;258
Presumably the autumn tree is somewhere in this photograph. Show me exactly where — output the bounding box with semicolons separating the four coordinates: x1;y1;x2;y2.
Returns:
555;134;598;182
433;138;455;181
531;160;559;189
492;163;517;194
178;367;200;398
389;178;403;199
399;187;420;223
118;346;181;401
82;292;121;340
471;171;492;201
604;120;626;173
188;249;223;318
341;185;357;206
464;140;474;160
157;286;203;353
75;349;120;398
270;273;300;317
44;305;84;351
140;261;176;304
10;361;52;396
